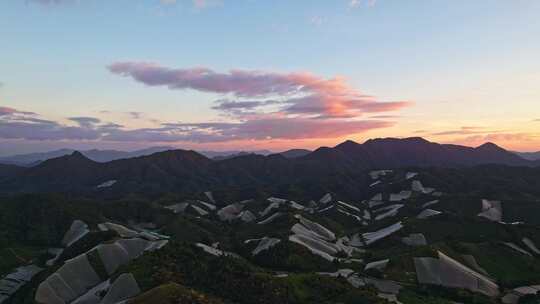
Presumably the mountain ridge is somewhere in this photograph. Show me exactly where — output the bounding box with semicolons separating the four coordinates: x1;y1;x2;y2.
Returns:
278;149;312;159
0;147;274;166
0;137;537;195
515;150;540;161
0;146;174;166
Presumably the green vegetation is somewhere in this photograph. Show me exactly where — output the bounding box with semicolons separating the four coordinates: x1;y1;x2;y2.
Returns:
129;283;226;304
285;273;386;304
0;246;43;276
398;289;456;304
458;242;540;287
399;288;486;304
2;163;540;304
0;194;99;247
519;294;540;304
124;241;288;304
399;286;494;304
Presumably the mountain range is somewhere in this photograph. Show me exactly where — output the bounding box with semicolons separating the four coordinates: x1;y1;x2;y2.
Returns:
0;137;538;196
3;139;536;168
0;147;274;166
0;147;173;166
3;137;540;304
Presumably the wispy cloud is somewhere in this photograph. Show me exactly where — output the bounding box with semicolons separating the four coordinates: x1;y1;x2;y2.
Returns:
127;111;144;119
369;115;399;119
108;62;410;120
0;106;35;116
431;126;492;136
429;126;520;137
103;118;393;142
105;62;410;142
210;99;282;118
193;0;207;8
0;63;408;144
349;0;378;9
309;15;326;26
69;116;101;128
196;0;223;9
430;126;540;150
452;133;539;147
0;106;393;143
0;109;102;141
367;0;378;7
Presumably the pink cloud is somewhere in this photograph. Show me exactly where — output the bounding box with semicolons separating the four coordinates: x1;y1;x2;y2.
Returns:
369;114;400;119
0;64;409;145
105;62;410;142
108;62;410;119
229;117;392;140
431;126;507;136
0;107;19;116
160;117;393;141
0;105;392;144
445;133;540;150
108;62;316;97
0;106;35;116
470;133;537;143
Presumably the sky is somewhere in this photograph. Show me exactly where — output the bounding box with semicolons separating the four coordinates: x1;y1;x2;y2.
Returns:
1;0;539;156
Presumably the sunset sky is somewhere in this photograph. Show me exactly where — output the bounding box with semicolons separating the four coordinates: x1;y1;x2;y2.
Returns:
1;0;539;156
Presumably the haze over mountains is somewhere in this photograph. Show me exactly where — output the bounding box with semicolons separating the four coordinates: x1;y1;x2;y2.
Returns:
1;137;535;167
0;137;538;196
515;151;540;161
0;147;274;166
0;147;173;166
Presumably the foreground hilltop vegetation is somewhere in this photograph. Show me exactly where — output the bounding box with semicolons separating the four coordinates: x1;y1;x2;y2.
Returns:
1;166;540;303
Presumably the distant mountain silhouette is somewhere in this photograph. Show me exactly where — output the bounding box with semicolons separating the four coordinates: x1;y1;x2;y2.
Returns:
83;146;175;162
304;137;530;169
278;149;312;158
0;149;76;166
16;151;102;190
199;150;272;160
515;151;540;161
0;137;536;194
0;147;174;166
4;149;212;193
0;147;273;166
